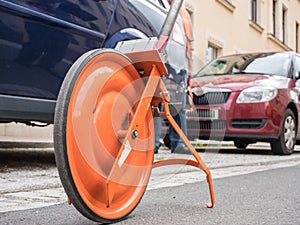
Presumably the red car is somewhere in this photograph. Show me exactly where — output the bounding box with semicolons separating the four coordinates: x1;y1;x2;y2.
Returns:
187;51;300;155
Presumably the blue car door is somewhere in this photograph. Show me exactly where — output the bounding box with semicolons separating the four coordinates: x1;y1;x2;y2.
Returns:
0;0;116;99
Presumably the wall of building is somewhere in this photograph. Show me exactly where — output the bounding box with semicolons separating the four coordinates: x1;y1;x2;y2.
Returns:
185;0;300;66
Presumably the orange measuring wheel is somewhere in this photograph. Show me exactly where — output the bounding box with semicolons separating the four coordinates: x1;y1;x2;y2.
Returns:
54;49;154;223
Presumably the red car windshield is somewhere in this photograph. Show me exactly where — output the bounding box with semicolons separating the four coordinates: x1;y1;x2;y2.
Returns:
195;52;291;78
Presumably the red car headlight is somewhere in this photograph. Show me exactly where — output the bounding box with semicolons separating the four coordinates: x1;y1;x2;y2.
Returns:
236;86;278;103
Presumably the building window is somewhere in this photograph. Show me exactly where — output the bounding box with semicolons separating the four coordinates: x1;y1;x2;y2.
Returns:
206;44;220;64
272;0;277;36
249;0;264;32
251;0;258;23
296;22;299;52
282;6;287;44
250;0;262;26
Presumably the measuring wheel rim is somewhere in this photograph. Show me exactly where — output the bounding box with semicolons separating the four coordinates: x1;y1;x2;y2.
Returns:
55;49;154;221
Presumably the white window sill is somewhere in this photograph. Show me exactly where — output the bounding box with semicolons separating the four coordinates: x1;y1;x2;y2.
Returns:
249;20;264;33
215;0;236;12
267;34;292;51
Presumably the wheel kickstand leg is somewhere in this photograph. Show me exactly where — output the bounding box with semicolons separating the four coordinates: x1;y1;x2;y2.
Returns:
153;97;215;208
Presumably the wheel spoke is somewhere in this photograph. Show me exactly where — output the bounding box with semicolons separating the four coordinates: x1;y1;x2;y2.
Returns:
286;138;293;150
284;132;289;140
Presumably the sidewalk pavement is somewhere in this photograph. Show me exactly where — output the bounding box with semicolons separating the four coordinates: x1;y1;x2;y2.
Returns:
0;136;53;148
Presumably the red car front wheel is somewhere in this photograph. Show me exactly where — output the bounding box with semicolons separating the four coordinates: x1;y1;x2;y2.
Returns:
271;108;296;155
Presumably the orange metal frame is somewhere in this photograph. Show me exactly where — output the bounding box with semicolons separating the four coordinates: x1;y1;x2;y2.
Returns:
153;84;215;208
106;49;215;208
58;0;214;219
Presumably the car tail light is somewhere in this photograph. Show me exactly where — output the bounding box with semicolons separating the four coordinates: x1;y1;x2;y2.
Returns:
172;22;185;46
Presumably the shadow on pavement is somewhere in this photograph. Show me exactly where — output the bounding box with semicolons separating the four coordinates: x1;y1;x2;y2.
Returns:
0;148;55;169
1;144;300;170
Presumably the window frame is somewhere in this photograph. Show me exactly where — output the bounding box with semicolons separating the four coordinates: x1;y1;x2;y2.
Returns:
272;0;277;37
296;22;299;53
206;43;220;64
282;5;288;44
251;0;258;24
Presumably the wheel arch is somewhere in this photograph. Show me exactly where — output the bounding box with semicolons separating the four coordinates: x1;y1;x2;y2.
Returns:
103;28;148;48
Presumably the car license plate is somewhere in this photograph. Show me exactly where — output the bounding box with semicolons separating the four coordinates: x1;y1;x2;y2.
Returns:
198;109;219;119
186;109;219;120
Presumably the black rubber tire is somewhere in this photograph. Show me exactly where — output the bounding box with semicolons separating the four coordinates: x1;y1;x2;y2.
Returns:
54;49;108;223
270;108;296;155
234;141;248;150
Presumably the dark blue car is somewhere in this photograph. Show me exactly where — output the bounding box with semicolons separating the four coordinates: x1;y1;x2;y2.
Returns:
0;0;186;125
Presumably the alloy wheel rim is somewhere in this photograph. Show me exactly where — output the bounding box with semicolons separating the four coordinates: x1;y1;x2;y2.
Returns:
284;115;296;150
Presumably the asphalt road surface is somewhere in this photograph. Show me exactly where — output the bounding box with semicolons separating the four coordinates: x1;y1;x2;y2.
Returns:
0;142;300;224
1;164;299;225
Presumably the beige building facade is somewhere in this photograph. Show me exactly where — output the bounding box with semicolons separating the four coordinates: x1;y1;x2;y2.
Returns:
185;0;300;67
